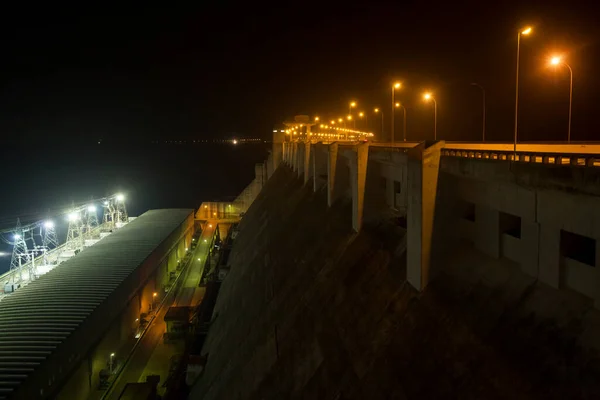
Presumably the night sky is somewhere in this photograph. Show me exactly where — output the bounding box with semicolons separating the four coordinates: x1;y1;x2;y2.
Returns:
1;2;599;144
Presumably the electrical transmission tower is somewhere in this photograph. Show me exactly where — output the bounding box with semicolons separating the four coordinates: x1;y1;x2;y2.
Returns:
115;194;128;225
42;220;59;249
103;200;115;229
66;208;84;251
86;204;99;236
9;218;29;283
42;220;59;264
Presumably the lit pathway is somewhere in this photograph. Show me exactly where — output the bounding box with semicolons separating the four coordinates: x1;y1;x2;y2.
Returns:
104;222;216;400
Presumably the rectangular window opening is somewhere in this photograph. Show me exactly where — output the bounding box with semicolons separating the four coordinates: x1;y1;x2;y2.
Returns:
561;230;596;267
500;212;521;239
393;180;401;195
463;201;475;222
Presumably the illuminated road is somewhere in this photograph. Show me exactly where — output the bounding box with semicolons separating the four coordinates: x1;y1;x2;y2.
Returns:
176;224;215;307
103;222;216;400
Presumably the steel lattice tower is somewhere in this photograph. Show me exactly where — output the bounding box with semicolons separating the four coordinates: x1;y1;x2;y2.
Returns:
42;220;59;249
10;219;29;282
86;204;99;236
115;194;128;225
103;200;115;229
66;209;83;250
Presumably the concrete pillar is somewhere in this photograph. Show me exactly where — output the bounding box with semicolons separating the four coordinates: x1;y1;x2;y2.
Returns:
272;130;284;170
313;143;328;192
263;158;269;185
297;143;305;179
520;220;540;278
406;141;444;291
266;153;274;180
304;142;312;186
254;164;264;198
291;142;298;172
474;204;500;258
350;143;369;232
538;224;560;288
327;143;339;207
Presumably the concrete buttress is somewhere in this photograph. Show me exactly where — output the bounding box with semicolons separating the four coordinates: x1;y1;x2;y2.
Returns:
407;141;444;291
313;143;328;192
328;143;339;207
304;141;312;185
351;142;369;232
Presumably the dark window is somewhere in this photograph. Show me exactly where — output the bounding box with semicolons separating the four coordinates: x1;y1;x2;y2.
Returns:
500;212;521;239
561;230;596;267
394;180;401;194
464;201;475;222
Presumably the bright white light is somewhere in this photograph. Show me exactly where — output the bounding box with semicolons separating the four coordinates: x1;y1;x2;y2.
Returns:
103;201;109;206
197;258;201;261
13;234;21;240
116;194;125;202
135;333;141;339
185;248;188;251
203;239;207;243
233;139;238;145
67;212;80;222
44;220;54;229
88;205;96;212
110;353;115;357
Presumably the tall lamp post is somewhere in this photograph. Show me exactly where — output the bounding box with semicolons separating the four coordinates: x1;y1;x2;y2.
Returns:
395;102;407;141
549;55;573;142
374;108;384;139
358;111;367;131
423;93;437;140
391;82;401;144
349;102;357;129
514;26;532;157
470;83;486;141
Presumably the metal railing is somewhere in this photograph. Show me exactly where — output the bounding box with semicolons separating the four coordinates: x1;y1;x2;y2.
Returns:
0;222;116;294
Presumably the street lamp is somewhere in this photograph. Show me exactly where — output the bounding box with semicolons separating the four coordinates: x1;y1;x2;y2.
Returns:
514;26;532;157
395;103;407;141
549;55;573;142
314;116;320;122
109;353;115;374
470;83;486;141
374;108;384;138
349;102;357;128
391;82;402;145
423;92;437;140
358;111;367;130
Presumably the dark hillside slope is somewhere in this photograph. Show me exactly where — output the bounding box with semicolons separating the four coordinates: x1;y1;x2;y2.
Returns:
190;166;600;400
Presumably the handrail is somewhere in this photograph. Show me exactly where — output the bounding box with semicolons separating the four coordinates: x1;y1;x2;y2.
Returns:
0;222;114;286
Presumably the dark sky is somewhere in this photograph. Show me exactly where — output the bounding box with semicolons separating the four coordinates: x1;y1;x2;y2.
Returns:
0;1;599;143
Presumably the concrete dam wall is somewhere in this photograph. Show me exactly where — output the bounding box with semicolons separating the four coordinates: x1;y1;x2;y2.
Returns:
190;154;600;399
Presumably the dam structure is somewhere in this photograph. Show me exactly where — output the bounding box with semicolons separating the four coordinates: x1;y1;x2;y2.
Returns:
189;124;600;399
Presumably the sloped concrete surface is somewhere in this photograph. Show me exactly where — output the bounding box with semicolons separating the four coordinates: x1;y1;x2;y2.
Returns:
190;166;600;400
